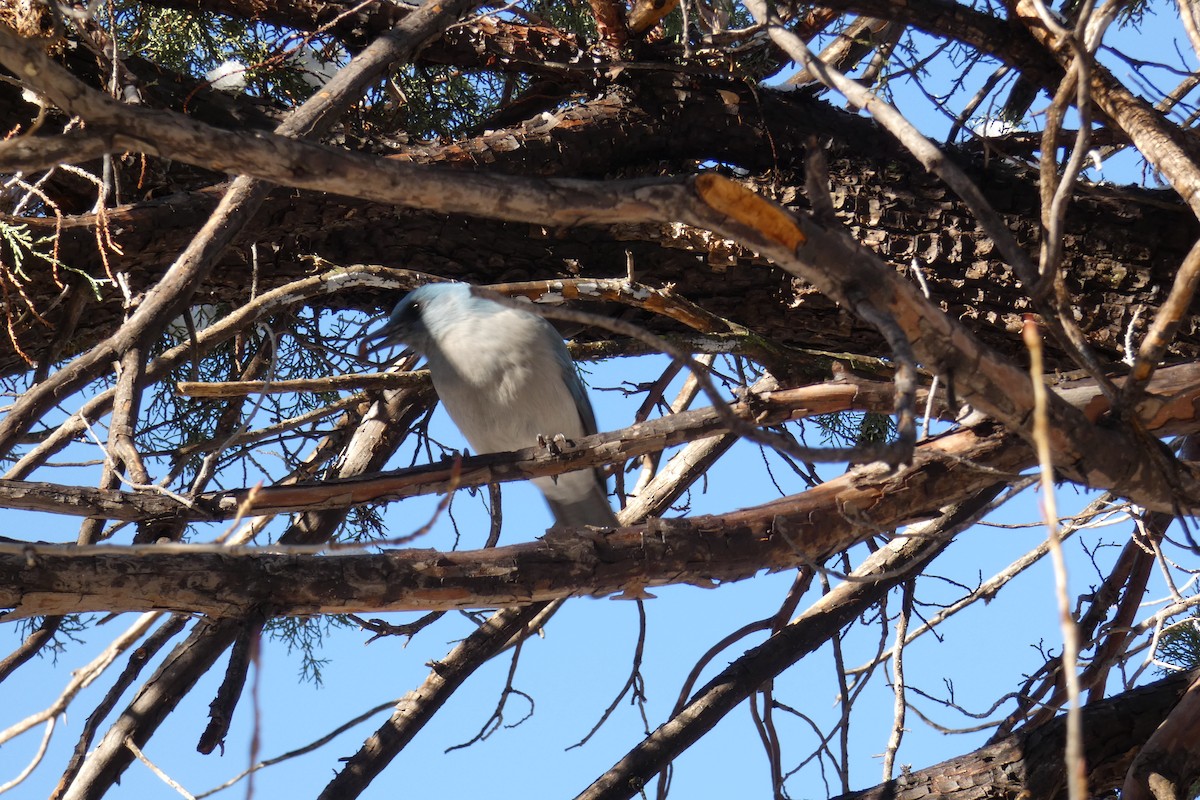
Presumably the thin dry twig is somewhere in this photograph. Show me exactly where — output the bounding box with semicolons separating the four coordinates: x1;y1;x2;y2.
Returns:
0;612;163;747
567;600;651;750
194;699;401;798
445;638;534;752
882;579;914;781
176;371;429;398
125;739;197;800
0;717;55;795
1023;317;1087;800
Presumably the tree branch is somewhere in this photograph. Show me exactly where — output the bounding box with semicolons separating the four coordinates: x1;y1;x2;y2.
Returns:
1;410;1036;619
0;378;908;523
0;0;481;459
832;669;1200;800
577;486;1002;799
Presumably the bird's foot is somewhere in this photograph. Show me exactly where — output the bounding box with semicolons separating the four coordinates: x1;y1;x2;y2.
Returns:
536;433;572;486
536;432;570;457
439;447;470;462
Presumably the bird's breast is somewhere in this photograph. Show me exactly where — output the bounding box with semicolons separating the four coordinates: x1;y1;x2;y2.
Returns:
427;335;585;456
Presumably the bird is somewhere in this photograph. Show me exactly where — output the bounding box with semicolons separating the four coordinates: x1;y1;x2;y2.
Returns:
359;282;619;528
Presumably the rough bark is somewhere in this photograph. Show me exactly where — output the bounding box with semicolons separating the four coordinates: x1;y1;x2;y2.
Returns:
1122;673;1200;800
833;669;1200;800
6;356;1200;618
3;74;1196;379
0;413;1022;617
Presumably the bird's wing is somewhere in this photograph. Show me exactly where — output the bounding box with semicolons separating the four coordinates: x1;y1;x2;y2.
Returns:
553;339;599;437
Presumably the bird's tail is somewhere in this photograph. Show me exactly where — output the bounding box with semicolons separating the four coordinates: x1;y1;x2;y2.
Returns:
546;475;619;528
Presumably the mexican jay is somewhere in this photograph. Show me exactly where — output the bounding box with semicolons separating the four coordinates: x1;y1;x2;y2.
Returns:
360;282;618;528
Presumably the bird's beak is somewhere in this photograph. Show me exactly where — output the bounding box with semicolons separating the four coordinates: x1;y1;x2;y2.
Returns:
357;323;400;360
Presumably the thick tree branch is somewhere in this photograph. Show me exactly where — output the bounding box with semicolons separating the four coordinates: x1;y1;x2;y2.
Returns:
0;379;905;523
1122;672;1200;800
0;415;1052;618
833;669;1200;800
2;77;1194;382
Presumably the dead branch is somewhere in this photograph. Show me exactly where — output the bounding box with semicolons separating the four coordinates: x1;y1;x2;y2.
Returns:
0;378;907;523
577;488;1002;800
831;669;1200;800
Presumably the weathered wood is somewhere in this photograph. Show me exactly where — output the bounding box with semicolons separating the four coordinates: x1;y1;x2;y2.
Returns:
0;380;902;522
0;416;1026;617
832;670;1200;800
2;76;1195;378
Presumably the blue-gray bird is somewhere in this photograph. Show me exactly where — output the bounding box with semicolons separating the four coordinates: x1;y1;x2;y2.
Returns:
360;283;618;528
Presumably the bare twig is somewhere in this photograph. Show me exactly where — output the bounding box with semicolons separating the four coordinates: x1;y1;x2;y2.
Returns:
125;739;197;799
56;615;189;794
0;718;55;794
567;601;651;750
0;612;163;747
881;580;914;781
194;699;401;798
176;372;430;398
1022;317;1086;800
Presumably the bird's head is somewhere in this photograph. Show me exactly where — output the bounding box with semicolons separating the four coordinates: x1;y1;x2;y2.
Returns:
358;282;465;360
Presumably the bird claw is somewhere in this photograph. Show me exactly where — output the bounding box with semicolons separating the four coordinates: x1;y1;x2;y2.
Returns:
536;433;572;485
537;432;570;457
440;447;469;462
